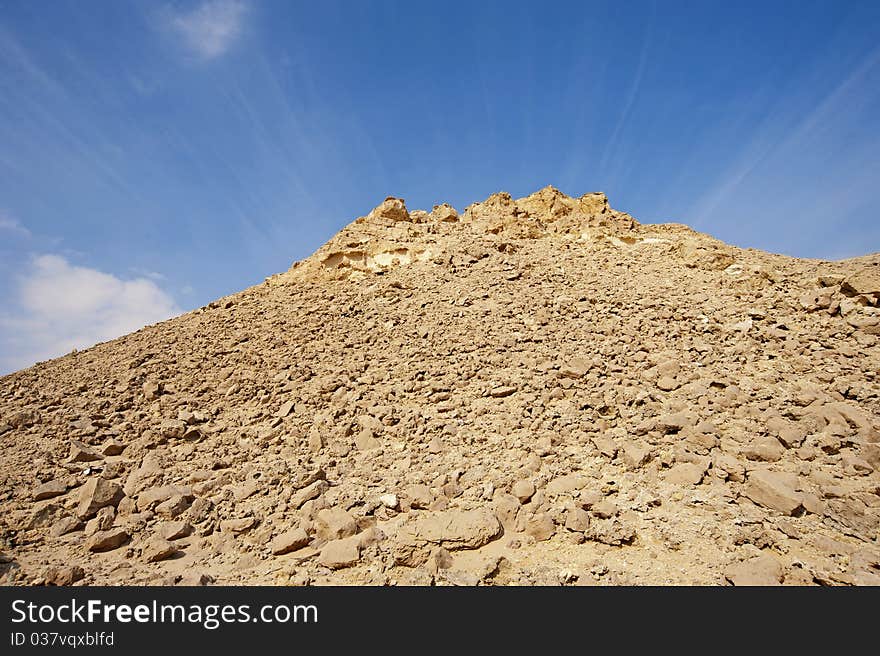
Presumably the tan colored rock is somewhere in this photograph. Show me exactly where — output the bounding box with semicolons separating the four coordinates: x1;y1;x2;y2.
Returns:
724;554;784;586
270;528;310;555
744;469;804;515
511;479;535;503
314;507;357;541
86;528;129;552
142;537;179;562
76;479;123;520
318;537;361;569
68;440;103;463
32;479;68;501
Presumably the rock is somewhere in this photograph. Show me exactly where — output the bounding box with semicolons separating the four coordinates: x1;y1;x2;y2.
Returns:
45;566;85;586
318;537;361;569
664;462;706;486
559;357;591;379
592;499;618;519
276;400;295;418
657;376;678;391
314;507;357;541
84;507;115;535
159;521;193;540
270;528;310;555
68;440;104;463
220;517;256;534
85;528;129;552
392;509;502;565
656;411;697;434
143;537;179;562
290;479;328;509
511;479;535;503
404;484;432;509
525;513;556;541
743;436;786;462
490;385;517;398
368;196;410;222
564;507;591;532
744;469;804;515
136;485;193;512
724;554;784;586
841;267;880;300
143;380;162;400
49;516;83;537
545;473;589;495
431;203;459;223
32;479;68;501
622;443;651;469
76;479;123;519
379;493;399;509
101;440;125;456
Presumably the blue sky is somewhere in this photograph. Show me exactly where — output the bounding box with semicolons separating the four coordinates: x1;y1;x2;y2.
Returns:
1;0;879;373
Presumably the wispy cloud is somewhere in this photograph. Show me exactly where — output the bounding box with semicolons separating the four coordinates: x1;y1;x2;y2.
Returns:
0;213;31;238
168;0;248;60
0;255;181;374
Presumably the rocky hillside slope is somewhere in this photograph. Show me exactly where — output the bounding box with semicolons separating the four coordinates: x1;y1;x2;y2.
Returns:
1;186;879;586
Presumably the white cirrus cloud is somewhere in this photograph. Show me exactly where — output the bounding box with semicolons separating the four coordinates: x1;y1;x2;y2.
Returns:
0;213;31;238
0;254;181;374
169;0;248;60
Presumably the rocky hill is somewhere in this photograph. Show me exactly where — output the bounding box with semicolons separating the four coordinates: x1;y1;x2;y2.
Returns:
1;186;879;586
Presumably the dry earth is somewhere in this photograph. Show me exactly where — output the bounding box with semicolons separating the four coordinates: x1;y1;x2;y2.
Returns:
1;186;879;586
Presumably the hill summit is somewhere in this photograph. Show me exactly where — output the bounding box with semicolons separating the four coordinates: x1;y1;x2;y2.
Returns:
2;186;879;586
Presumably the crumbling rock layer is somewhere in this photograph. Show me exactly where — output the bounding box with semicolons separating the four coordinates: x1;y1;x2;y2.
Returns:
1;185;879;586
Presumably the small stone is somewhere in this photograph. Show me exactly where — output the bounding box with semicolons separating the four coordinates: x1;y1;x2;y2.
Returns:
101;440;125;456
664;462;706;486
68;440;104;463
220;517;256;534
318;537;361;569
592;499;619;519
270;528;310;555
405;484;432;509
490;385;517;398
744;469;803;515
85;527;129;552
511;479;535;503
622;443;651;469
564;507;591;532
143;380;162;400
276;401;295;418
143;537;179;562
315;507;357;541
76;478;123;519
525;513;556;541
724;554;784;586
379;493;399;509
559;357;591;379
45;566;85;586
159;520;193;540
32;479;68;501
